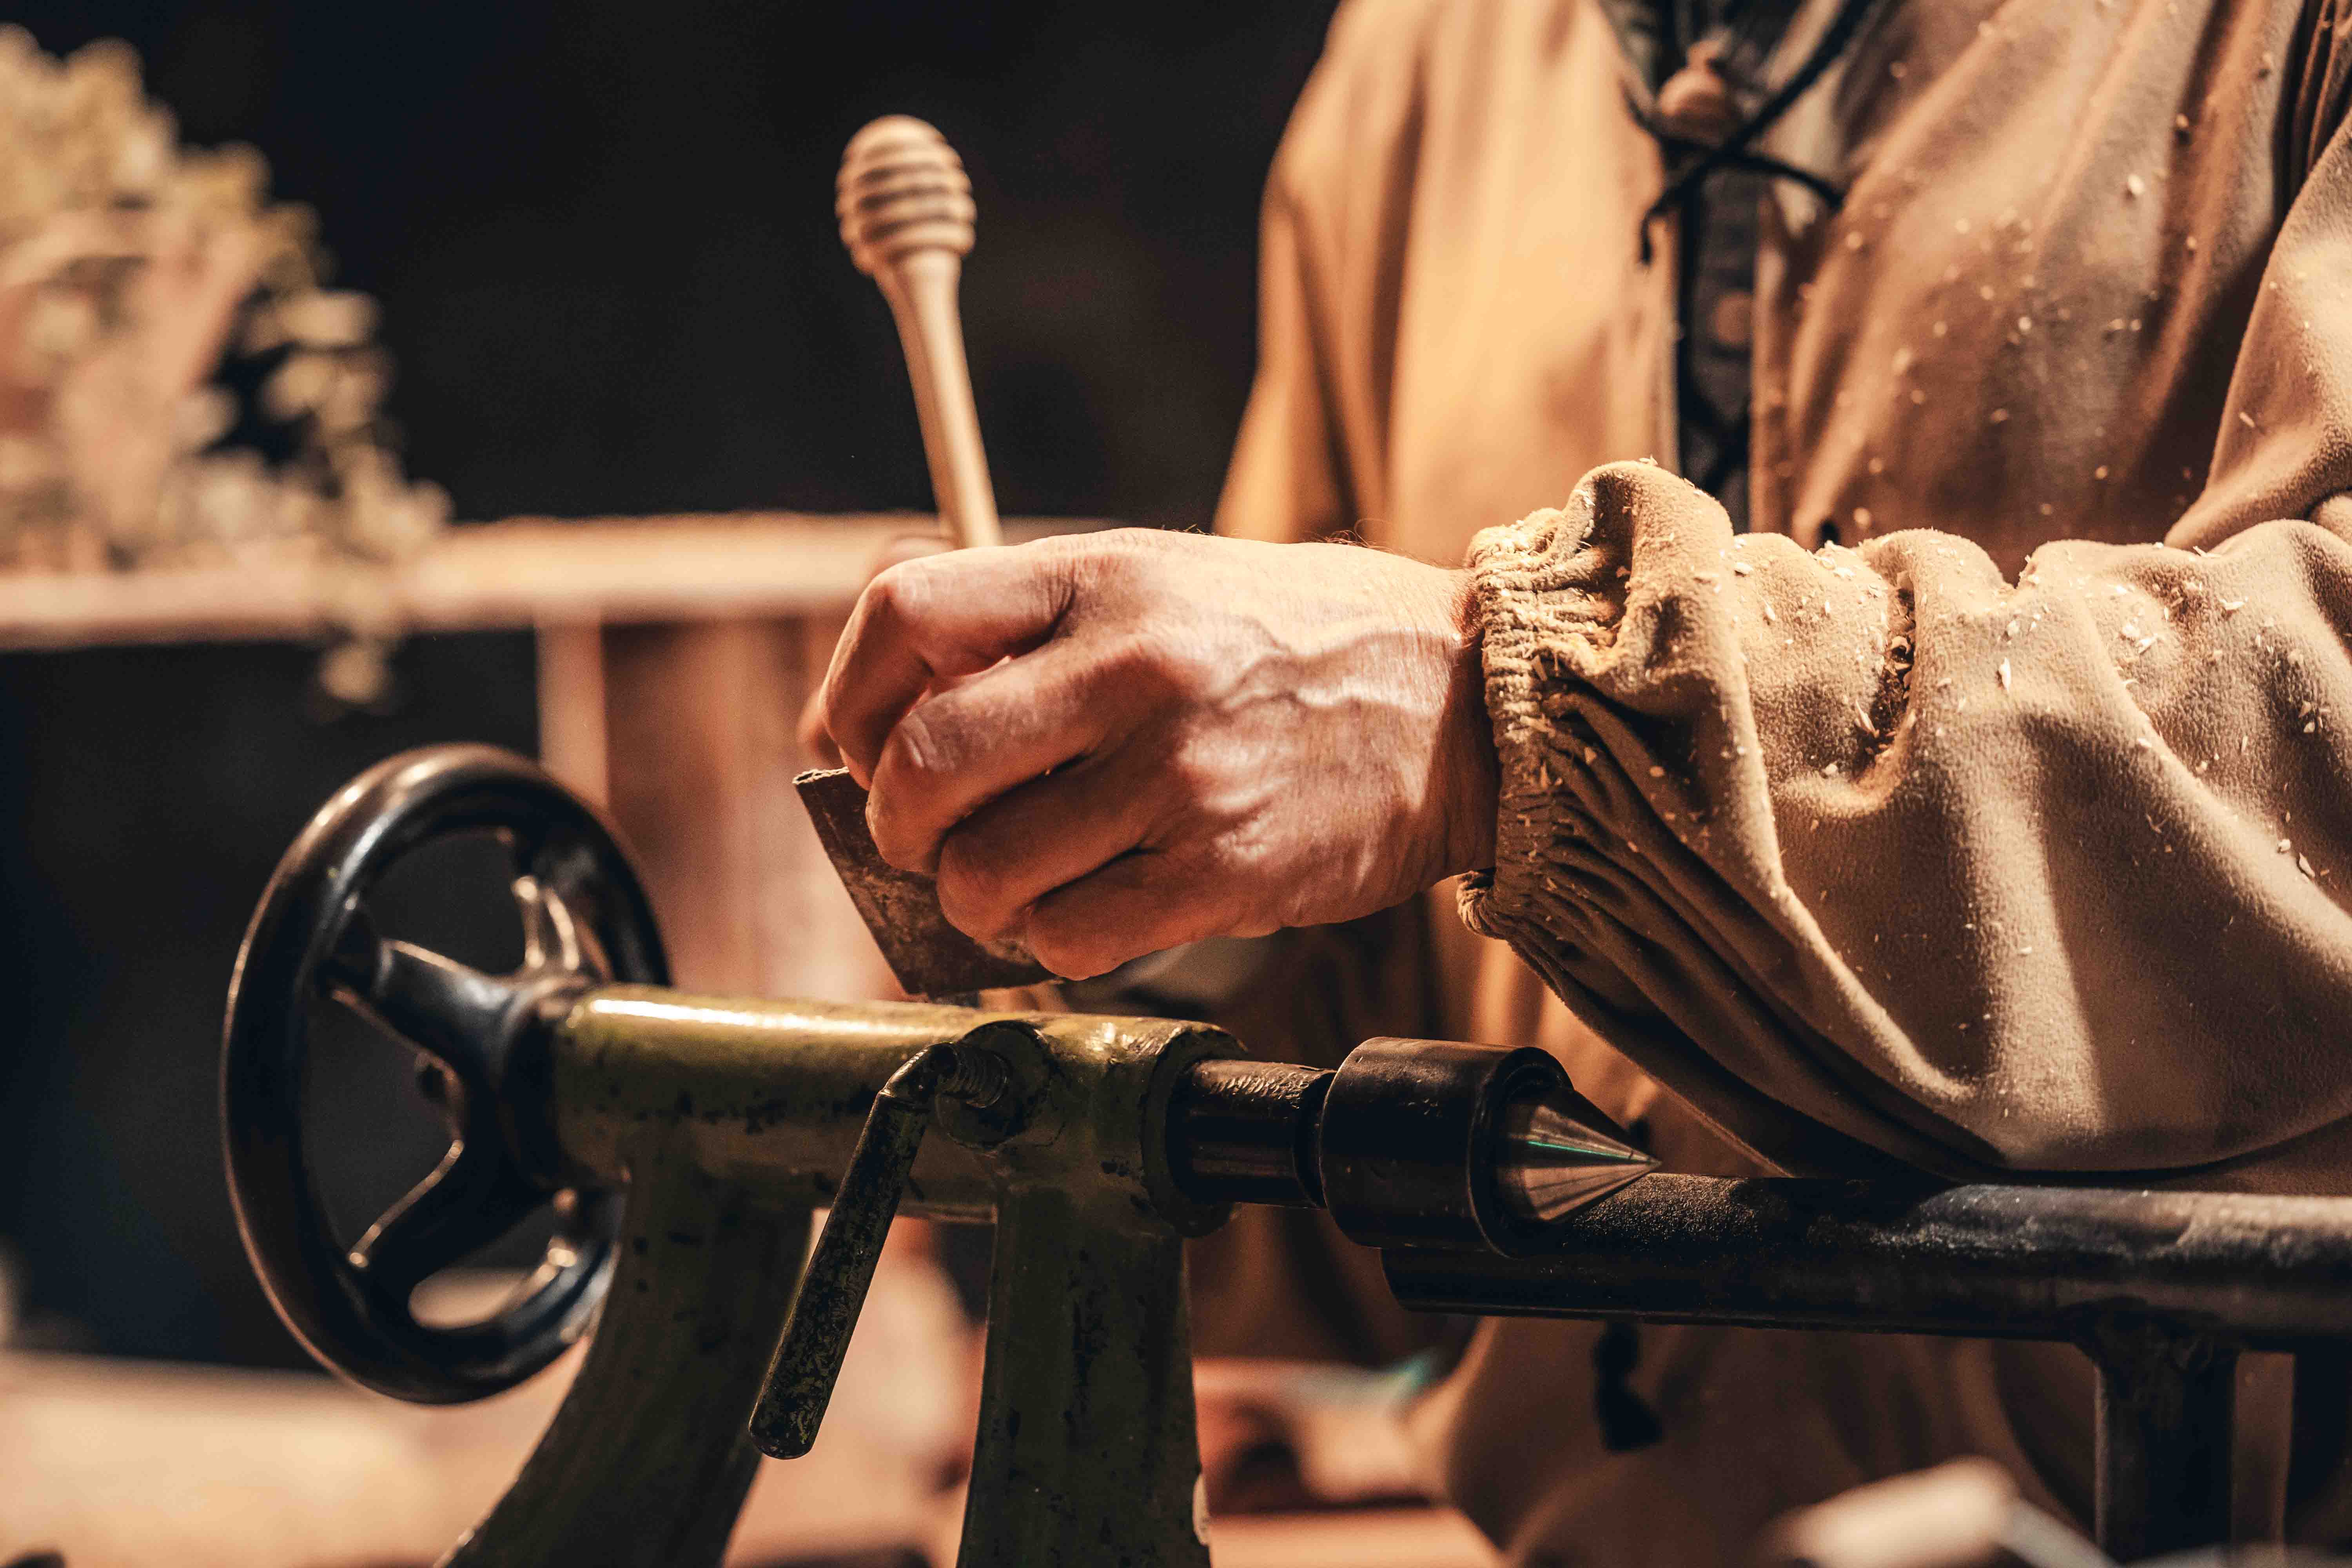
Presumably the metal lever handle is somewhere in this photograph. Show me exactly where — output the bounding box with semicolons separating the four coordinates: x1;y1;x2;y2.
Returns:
748;1042;1002;1459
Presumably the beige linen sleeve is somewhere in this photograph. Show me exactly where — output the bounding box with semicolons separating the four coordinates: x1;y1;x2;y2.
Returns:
1461;54;2352;1183
1213;121;1354;547
1216;0;1434;547
1461;466;2352;1180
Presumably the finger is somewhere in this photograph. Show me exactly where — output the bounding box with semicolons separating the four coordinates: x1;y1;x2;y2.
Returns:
932;748;1166;942
865;635;1156;871
795;685;842;766
802;536;954;767
1020;849;1259;980
819;545;1078;785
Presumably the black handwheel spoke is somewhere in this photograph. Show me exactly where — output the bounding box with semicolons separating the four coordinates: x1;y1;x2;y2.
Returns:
514;875;589;978
322;906;517;1088
523;833;657;989
351;1138;547;1302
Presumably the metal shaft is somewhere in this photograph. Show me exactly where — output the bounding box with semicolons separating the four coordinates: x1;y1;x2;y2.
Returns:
1380;1174;2352;1347
1164;1043;1653;1250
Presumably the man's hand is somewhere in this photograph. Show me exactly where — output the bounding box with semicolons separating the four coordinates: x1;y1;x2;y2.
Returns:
817;528;1498;979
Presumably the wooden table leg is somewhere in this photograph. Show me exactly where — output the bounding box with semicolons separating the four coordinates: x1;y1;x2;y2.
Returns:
534;613;889;1000
535;619;609;806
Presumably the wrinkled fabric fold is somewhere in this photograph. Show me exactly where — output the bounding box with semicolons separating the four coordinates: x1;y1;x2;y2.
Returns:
1466;461;2352;1185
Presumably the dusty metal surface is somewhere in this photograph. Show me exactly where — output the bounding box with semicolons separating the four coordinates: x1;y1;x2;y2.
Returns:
794;767;1051;996
548;988;1240;1562
445;1155;809;1568
962;1185;1205;1568
1380;1174;2352;1345
1384;1173;2352;1557
549;990;1236;1227
751;1041;1008;1460
2085;1314;2237;1561
552;988;1009;1214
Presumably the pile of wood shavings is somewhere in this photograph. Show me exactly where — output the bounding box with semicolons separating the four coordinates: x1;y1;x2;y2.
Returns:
0;27;446;599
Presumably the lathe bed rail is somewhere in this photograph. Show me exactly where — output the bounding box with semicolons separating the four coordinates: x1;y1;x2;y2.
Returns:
1384;1174;2352;1561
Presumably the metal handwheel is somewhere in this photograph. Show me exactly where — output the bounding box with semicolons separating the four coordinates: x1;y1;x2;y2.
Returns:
221;744;667;1403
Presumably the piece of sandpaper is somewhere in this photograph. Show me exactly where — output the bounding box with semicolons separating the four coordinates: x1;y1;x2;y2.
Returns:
795;767;1052;997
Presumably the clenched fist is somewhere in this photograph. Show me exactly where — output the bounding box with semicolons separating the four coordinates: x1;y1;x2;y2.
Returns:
816;528;1498;979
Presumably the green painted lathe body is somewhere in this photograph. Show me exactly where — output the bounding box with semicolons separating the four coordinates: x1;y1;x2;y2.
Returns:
490;991;1233;1567
555;989;1228;1227
221;745;1643;1567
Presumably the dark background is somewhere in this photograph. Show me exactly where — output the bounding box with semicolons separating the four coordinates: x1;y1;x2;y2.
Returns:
0;1;1339;1368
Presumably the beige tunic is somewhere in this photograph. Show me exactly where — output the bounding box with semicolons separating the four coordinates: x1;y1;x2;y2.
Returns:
1214;0;2352;1557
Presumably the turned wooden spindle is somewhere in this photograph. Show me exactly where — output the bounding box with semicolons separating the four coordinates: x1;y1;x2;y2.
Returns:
837;116;1002;550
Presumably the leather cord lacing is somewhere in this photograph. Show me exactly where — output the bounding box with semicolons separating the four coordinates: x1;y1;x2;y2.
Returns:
1629;0;1886;261
1582;0;1883;1443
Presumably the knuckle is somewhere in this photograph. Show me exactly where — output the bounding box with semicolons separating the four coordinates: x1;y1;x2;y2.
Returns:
881;704;955;784
1062;528;1161;590
1159;746;1223;804
1029;530;1090;566
1024;917;1114;981
1029;532;1099;590
862;556;937;628
1097;633;1190;700
1101;524;1180;558
935;837;1018;937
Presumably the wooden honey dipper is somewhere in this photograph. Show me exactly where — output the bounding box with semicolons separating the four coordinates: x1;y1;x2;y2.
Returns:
808;117;1044;998
837;116;1001;550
